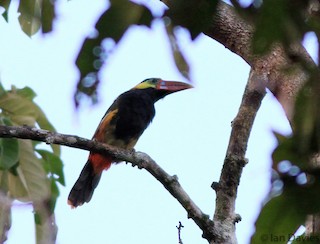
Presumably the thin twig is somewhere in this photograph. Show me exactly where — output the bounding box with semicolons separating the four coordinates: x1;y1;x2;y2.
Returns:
176;221;184;244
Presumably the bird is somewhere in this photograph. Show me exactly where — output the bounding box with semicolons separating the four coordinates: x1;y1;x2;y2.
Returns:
68;78;192;208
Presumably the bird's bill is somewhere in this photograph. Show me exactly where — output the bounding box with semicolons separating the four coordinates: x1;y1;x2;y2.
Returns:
156;80;193;92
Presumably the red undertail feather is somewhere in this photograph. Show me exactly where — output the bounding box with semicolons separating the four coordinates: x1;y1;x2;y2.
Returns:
67;153;112;208
89;153;112;173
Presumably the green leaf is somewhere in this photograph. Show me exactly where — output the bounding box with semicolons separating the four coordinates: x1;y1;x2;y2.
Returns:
5;0;56;35
95;0;153;42
35;106;60;156
0;86;59;243
0;87;61;155
36;149;65;186
272;72;320;171
252;0;287;54
75;0;153;106
75;38;100;107
291;73;320;156
41;0;55;33
7;168;28;201
165;22;190;80
48;178;59;211
0;90;38;125
0;117;19;170
0;83;7;97
18;0;42;36
251;195;304;243
7;139;50;205
19;140;50;202
0;138;19;170
165;0;218;39
251;177;320;243
0;0;11;22
272;133;308;170
252;0;309;54
15;86;37;100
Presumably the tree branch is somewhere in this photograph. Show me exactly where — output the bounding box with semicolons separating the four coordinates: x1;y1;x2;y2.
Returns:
0;125;216;242
211;69;266;243
205;1;314;120
163;0;312;120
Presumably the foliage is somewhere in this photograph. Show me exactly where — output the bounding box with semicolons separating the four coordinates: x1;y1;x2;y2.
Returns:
73;0;218;106
0;84;64;243
3;0;320;243
75;0;154;106
234;0;320;242
0;0;55;35
0;0;217;106
232;0;319;55
251;70;320;243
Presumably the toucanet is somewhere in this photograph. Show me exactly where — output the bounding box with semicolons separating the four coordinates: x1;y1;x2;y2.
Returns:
68;78;192;208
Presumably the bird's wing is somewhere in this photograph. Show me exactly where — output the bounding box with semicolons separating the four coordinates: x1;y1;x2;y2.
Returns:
93;109;118;142
92;97;119;143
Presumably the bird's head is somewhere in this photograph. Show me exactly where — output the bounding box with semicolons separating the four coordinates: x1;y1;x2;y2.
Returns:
132;78;192;100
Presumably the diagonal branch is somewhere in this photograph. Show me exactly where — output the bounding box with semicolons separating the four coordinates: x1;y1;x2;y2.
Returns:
0;125;216;242
211;69;266;243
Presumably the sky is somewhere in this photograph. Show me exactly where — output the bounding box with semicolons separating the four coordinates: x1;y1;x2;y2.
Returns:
0;0;316;243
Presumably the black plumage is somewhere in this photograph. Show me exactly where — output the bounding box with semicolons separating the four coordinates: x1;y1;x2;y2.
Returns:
68;78;192;207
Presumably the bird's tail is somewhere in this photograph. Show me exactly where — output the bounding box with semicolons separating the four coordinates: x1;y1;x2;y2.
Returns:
68;153;112;208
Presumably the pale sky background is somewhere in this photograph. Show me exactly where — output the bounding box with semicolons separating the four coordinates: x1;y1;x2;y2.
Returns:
0;0;317;243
